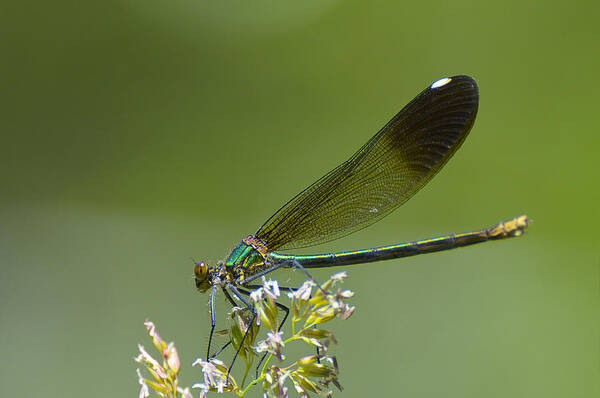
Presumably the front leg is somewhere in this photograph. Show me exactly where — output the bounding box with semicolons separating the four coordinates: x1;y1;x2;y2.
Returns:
224;283;257;381
206;284;218;361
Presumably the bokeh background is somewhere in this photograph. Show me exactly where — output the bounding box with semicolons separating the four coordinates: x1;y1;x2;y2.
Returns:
1;1;598;397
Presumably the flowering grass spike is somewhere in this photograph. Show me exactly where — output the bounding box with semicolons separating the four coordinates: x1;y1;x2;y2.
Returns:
135;321;192;398
195;272;354;397
135;272;354;397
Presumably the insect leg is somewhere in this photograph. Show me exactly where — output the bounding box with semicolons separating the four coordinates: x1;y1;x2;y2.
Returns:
225;283;257;380
222;286;237;307
243;284;296;292
258;301;289;377
210;341;232;359
206;284;218;361
236;259;295;285
240;259;325;296
236;287;291;378
208;285;292;360
290;260;324;362
206;287;238;359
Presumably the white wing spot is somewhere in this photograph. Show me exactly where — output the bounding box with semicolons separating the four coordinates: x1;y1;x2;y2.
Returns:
431;77;451;89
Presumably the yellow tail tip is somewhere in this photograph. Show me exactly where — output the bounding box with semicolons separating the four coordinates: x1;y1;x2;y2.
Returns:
490;214;531;238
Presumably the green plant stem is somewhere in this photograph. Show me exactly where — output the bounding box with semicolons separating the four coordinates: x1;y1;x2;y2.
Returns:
239;371;264;397
238;335;302;397
240;361;251;390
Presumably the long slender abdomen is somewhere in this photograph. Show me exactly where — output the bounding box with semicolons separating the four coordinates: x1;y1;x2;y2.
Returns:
268;215;530;268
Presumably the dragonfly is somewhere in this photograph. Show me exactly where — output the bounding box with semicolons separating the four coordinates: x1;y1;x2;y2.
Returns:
194;75;529;370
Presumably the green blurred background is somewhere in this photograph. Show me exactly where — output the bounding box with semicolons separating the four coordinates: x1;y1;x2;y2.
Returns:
1;1;598;397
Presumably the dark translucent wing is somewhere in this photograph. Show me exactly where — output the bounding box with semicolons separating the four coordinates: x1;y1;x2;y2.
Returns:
256;75;479;251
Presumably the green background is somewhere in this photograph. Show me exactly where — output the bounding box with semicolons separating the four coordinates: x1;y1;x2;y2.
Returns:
1;1;598;397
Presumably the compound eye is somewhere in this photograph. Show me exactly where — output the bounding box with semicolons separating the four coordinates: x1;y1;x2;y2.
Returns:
194;261;209;281
194;261;212;292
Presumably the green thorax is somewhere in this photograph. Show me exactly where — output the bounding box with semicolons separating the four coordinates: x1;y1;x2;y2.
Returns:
225;242;265;270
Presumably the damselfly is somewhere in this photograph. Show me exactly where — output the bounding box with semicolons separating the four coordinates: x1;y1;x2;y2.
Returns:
194;75;529;370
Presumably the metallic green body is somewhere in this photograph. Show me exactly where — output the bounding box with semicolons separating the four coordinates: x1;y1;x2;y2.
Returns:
225;242;265;269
